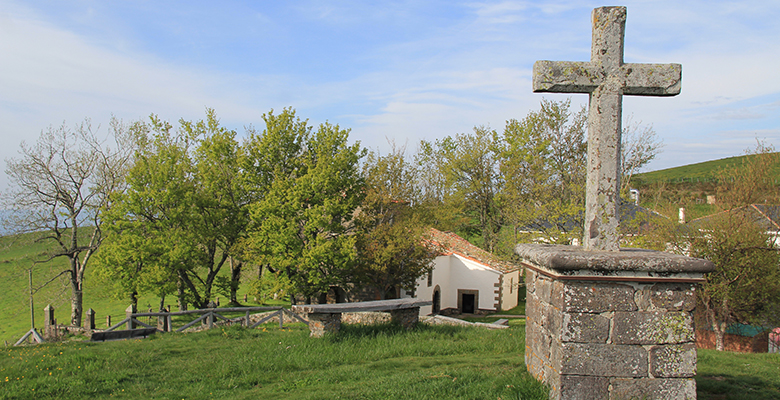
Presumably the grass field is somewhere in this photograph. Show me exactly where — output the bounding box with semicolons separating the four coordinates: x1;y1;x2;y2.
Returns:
1;322;548;400
0;232;268;346
697;349;780;400
2;321;779;399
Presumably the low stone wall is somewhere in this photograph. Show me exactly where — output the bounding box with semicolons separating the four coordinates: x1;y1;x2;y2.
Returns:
341;312;391;325
696;329;769;353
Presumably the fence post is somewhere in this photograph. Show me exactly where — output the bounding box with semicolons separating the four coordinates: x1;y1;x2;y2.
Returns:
208;311;214;329
245;310;250;327
126;305;135;330
106;315;111;328
157;310;168;332
43;304;55;340
279;309;284;329
85;308;95;331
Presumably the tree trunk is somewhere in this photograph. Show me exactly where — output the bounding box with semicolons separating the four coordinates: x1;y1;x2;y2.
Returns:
70;284;83;327
229;259;242;304
177;274;188;311
713;320;727;351
130;290;139;313
69;257;83;327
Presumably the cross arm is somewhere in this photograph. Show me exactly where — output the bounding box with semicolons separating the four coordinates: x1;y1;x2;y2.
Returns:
622;63;682;96
533;60;601;93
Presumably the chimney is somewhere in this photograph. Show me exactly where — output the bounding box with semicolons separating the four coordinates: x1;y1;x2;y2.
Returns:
629;189;640;206
678;207;686;224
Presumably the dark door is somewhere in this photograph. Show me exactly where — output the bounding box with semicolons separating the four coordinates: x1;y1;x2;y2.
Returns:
432;288;441;314
462;293;475;314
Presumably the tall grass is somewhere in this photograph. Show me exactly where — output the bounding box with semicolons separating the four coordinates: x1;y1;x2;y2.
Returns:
697;349;780;400
0;322;547;400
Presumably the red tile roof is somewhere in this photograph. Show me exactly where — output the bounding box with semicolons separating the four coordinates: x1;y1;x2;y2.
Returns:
425;228;520;274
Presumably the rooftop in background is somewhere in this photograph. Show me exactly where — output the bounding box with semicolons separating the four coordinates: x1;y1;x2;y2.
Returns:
426;228;520;274
688;204;780;233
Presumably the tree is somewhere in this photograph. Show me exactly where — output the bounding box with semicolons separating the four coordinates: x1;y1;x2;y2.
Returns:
651;142;780;351
3;118;137;326
97;109;250;310
354;145;438;299
689;143;780;350
418;126;503;252
499;98;587;246
620;115;664;193
245;112;365;303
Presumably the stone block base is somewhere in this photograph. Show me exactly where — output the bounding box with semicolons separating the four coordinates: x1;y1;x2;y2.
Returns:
517;244;712;400
307;312;341;338
390;307;420;329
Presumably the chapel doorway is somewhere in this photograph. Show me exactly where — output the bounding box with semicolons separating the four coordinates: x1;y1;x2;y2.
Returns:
462;294;475;313
457;289;479;314
432;286;441;314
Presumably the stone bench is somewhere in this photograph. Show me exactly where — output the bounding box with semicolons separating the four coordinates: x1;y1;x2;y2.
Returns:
292;298;432;337
90;328;158;342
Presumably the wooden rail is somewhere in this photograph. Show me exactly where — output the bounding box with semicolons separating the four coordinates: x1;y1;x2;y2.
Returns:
104;306;307;334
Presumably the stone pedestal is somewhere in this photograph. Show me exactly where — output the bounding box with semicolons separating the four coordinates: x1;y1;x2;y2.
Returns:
390;307;420;329
516;244;714;400
307;313;342;338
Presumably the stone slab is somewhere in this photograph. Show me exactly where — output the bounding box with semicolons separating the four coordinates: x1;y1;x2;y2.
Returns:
560;343;647;377
292;298;432;314
562;281;637;313
612;311;694;345
561;313;610;343
516;244;714;274
610;377;696;400
650;343;697;378
649;283;697;312
559;375;609;400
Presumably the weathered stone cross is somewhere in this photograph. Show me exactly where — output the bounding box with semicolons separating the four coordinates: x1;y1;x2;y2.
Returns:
533;6;681;251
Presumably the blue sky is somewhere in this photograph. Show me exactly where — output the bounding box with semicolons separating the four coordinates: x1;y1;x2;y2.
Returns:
2;1;779;189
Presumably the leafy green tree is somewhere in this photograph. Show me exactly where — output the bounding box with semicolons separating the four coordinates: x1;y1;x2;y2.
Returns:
97;109;249;310
686;144;780;350
4;118;137;326
354;146;438;299
245;112;365;303
641;143;780;351
498;98;587;246
418;126;503;252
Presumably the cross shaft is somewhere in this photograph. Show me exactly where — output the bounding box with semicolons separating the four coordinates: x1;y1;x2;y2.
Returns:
532;6;681;251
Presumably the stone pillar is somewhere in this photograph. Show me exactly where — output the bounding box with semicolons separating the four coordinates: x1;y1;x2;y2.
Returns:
390;307;420;329
517;244;714;400
126;305;135;330
307;313;341;338
43;304;55;340
84;308;96;331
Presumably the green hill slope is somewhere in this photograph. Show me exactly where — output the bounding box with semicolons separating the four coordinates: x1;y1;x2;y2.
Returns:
0;232;262;345
634;152;780;185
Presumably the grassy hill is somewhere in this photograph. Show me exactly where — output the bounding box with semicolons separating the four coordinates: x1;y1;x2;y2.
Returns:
0;231;263;346
633;152;780;186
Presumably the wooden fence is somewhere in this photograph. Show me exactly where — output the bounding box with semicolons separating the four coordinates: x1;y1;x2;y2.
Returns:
15;304;308;345
108;306;308;333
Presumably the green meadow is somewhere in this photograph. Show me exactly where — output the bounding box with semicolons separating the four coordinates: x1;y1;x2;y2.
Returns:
2;233;779;400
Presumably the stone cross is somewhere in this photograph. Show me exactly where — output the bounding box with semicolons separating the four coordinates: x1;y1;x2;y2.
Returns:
533;6;681;251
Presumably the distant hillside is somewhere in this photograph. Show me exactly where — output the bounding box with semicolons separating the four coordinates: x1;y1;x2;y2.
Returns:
633;153;780;186
0;231;261;345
